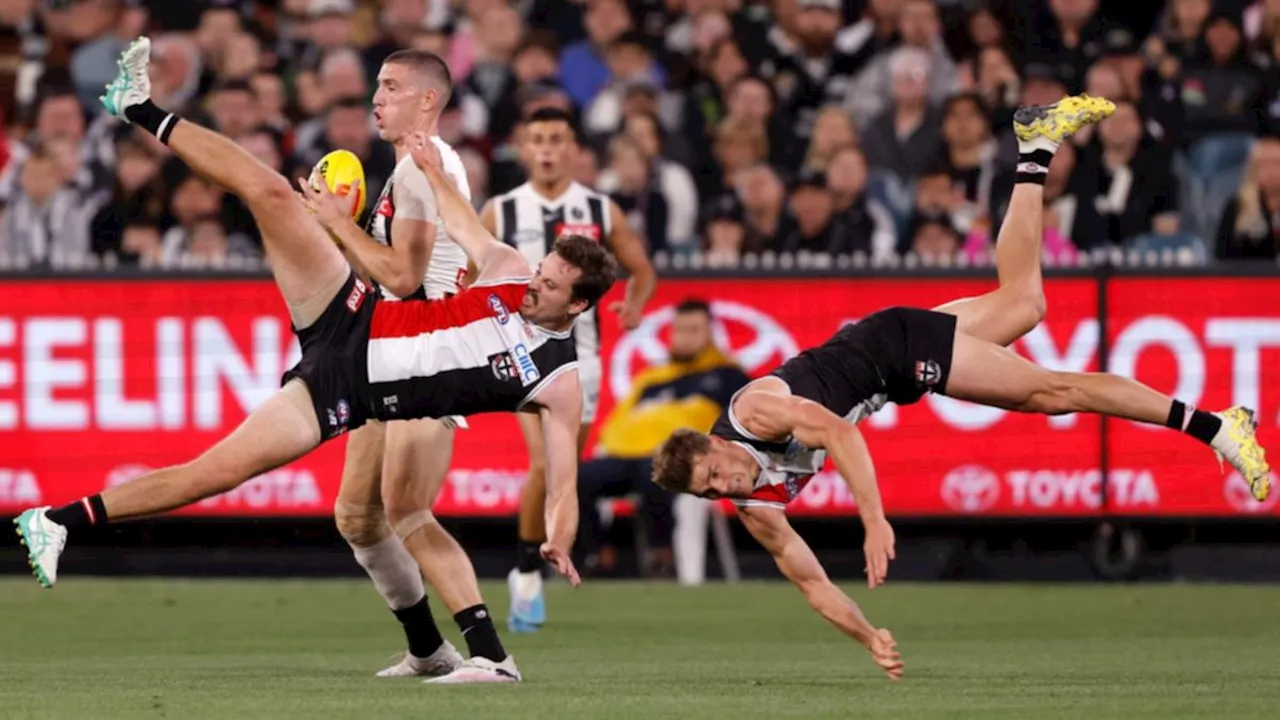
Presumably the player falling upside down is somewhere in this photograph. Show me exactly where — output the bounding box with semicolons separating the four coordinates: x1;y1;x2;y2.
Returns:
14;37;616;684
651;95;1272;681
321;51;499;680
480;107;657;633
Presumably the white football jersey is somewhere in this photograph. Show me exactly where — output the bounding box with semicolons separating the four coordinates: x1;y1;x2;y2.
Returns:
365;137;472;301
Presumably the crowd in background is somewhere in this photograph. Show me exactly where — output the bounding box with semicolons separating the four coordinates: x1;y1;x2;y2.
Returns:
0;0;1277;270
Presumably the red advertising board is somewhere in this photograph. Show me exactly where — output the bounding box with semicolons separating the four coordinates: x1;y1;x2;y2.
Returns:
0;276;1273;518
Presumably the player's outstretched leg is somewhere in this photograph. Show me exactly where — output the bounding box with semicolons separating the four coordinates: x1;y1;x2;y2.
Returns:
934;95;1115;346
15;382;323;588
380;418;522;683
943;332;1272;501
100;36;349;329
509;413;549;633
334;422;464;679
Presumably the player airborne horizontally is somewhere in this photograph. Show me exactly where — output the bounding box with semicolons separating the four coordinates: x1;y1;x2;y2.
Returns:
651;95;1272;681
15;38;616;683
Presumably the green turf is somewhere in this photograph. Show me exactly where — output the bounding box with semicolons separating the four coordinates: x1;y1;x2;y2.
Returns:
1;578;1278;719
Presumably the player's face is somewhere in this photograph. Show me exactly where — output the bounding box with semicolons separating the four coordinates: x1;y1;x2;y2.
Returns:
521;120;574;184
687;438;758;500
522;252;586;324
373;62;432;143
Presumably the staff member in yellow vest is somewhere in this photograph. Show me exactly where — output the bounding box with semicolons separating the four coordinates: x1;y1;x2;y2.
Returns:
577;299;750;575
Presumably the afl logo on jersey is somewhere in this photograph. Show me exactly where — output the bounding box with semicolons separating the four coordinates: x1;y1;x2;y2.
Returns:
488;293;510;324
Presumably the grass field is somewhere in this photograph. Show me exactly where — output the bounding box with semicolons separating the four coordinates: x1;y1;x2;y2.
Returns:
2;578;1279;719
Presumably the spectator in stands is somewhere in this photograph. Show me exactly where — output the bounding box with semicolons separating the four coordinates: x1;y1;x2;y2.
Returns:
1020;0;1114;93
735;163;787;252
205;79;259;140
116;221;165;268
1153;0;1213;64
458;146;489;208
235;127;284;175
147;33;205;116
89;131;165;262
826;145;898;261
620;111;699;248
837;0;903;72
702;193;747;265
908;214;961;263
681;37;748;162
971;45;1021;133
458;4;523;149
1253;24;1280;137
559;0;638;109
1244;0;1280;43
584;32;667;139
364;0;430;79
1180;11;1266;235
846;0;956;131
778;171;839;253
900;163;958;253
573;142;601;188
862;46;945;184
214;31;264;82
575;298;749;578
0;140;94;266
801;104;859;173
1075;101;1183;246
721;74;795;174
69;0;148;110
939;92;1005;240
1216;137;1280;259
250;71;290;136
706;114;768;201
960;5;1007;64
299;0;357;71
601;133;668;253
446;0;500;85
758;0;854;143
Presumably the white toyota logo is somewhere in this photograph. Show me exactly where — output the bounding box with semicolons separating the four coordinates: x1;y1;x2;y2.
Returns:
1222;472;1279;514
941;465;1001;513
609;301;799;400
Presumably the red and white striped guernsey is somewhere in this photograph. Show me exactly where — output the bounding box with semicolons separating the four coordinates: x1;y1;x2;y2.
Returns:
364;277;579;421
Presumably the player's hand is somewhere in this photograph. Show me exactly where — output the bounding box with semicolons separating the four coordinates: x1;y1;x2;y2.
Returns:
866;628;903;681
297;176;359;230
609;300;644;330
408;131;443;175
863;517;896;589
540;542;581;587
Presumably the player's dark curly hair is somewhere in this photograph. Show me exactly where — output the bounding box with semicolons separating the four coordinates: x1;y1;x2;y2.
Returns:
552;234;617;312
652;428;712;494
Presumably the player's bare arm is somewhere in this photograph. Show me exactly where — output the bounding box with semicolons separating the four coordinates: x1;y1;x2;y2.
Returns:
604;200;656;330
733;383;897;588
526;367;584;586
299;174;436;299
738;504;903;681
411;137;527;280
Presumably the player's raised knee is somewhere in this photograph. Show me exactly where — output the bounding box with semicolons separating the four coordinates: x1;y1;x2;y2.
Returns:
334;503;390;546
252;170;298;213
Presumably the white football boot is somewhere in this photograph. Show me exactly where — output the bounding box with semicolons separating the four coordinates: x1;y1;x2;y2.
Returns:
376;640;464;678
14;507;68;588
425;655;522;684
100;36;153;119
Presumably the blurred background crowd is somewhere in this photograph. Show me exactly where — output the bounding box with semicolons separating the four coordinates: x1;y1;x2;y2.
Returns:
0;0;1278;270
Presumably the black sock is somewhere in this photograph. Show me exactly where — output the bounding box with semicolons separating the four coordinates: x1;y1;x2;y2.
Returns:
46;495;108;532
1015;149;1055;185
1166;400;1223;446
516;538;544;573
124;99;180;144
391;596;445;659
454;604;506;663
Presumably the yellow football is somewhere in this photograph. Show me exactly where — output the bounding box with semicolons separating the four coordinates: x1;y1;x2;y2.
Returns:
309;149;367;219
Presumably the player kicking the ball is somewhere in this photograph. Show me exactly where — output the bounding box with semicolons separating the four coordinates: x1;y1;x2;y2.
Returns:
651;95;1271;681
15;37;615;685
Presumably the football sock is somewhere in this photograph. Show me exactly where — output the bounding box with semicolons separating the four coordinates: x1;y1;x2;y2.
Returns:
515;538;544;574
454;604;506;662
392;597;446;659
46;495;108;533
1166;400;1223;446
125;100;180;145
1015;148;1055;186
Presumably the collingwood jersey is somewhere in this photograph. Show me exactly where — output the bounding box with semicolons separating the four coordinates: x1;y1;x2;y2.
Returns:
365;137;472;301
490;181;611;358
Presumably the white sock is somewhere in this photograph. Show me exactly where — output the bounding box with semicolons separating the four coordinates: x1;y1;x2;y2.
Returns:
350;534;425;610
